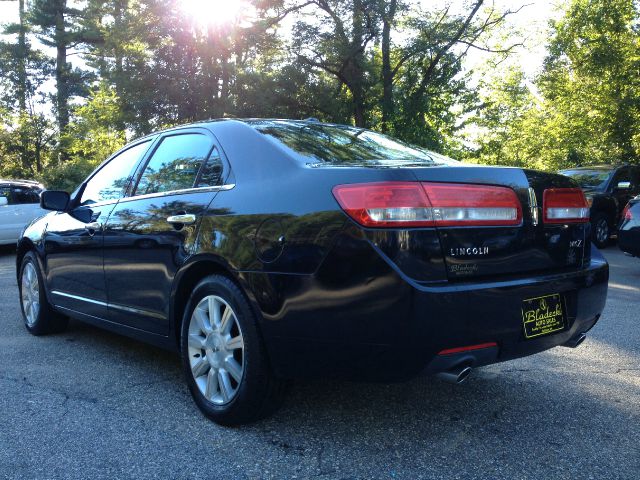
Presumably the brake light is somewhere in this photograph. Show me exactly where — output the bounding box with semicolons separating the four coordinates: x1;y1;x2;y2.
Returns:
622;204;633;221
438;342;498;355
543;188;590;223
331;182;434;227
421;182;522;227
332;182;522;227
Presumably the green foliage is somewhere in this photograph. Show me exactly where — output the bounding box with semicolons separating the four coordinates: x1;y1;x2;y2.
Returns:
41;84;127;191
470;0;640;170
1;0;637;185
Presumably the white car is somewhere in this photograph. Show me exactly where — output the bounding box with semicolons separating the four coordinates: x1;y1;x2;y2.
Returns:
0;180;47;246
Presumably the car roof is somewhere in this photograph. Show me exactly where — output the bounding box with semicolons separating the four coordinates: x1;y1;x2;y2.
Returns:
560;166;618;171
134;118;354;137
0;179;44;188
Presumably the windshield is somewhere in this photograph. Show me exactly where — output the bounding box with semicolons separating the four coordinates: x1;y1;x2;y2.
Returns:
560;169;612;190
249;120;459;167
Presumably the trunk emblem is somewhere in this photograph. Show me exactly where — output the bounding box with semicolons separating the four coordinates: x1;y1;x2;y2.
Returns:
450;246;489;256
528;188;539;226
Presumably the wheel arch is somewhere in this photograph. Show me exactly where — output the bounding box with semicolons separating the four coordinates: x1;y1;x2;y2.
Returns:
592;198;617;226
170;255;264;350
16;238;37;281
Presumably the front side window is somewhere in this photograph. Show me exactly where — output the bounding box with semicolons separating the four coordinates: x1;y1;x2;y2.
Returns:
611;168;631;190
81;140;152;205
135;133;212;195
12;186;41;204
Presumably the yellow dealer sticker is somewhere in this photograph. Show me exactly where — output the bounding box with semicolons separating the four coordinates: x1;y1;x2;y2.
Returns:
521;293;566;339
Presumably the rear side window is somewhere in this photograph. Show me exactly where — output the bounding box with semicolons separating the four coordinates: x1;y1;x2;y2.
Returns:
249;120;458;167
12;186;41;204
135;133;212;195
81;140;151;205
196;146;224;187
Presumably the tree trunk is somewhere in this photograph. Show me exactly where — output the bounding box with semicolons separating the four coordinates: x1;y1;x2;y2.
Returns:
381;1;397;133
350;0;366;127
17;0;27;113
54;0;70;160
113;0;127;130
18;0;30;170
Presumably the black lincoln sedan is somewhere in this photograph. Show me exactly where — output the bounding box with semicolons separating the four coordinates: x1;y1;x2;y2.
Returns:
17;119;608;425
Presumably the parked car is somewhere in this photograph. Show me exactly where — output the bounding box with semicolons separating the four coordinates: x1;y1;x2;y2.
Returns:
618;196;640;257
559;165;640;248
17;119;609;425
0;179;46;246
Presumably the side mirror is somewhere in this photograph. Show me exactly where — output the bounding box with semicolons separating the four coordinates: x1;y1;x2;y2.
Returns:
0;196;7;207
617;181;631;190
40;190;70;211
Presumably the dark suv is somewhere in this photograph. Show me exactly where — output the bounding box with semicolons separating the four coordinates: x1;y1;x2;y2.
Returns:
559;165;640;248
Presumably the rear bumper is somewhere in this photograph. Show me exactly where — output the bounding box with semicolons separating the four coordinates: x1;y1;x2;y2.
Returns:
415;249;608;376
247;247;609;381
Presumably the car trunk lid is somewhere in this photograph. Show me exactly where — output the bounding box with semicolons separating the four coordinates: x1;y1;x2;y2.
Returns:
409;166;590;280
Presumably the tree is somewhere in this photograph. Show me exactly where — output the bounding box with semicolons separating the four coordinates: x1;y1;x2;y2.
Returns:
41;83;127;191
469;0;640;170
292;0;378;127
0;0;54;176
29;0;92;158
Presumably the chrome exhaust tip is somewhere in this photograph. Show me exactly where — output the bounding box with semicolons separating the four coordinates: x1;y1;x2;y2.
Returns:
562;332;587;348
437;365;472;384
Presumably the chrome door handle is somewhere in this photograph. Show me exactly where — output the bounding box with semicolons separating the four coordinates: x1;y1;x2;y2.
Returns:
85;222;101;231
167;214;196;225
84;222;101;236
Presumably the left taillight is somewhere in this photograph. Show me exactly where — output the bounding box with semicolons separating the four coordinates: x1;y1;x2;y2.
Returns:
622;203;633;221
332;182;522;228
331;182;434;227
543;188;590;224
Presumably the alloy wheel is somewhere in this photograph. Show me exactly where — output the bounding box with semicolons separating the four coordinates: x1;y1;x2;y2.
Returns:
187;295;245;405
596;218;609;245
21;263;40;327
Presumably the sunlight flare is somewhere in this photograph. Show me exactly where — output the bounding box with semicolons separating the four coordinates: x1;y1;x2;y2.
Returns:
179;0;251;27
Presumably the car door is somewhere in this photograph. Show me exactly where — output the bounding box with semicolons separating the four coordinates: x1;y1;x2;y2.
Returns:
610;167;634;220
11;185;45;231
103;128;228;334
44;139;153;318
0;185;19;244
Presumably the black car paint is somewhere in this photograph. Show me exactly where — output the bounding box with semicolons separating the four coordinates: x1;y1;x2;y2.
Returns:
17;119;609;380
561;165;640;232
618;197;640;257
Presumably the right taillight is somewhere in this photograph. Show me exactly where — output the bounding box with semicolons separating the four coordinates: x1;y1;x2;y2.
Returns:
543;188;590;223
332;181;522;228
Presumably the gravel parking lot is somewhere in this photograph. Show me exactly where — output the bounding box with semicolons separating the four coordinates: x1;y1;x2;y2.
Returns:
0;246;638;479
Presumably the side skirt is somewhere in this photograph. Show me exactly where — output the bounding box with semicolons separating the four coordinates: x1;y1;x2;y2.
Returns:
53;304;178;352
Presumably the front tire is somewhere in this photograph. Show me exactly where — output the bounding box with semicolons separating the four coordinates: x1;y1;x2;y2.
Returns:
180;274;286;426
19;252;68;335
591;213;610;249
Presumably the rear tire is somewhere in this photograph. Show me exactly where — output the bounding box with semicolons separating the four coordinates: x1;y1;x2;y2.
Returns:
19;252;68;335
591;213;610;249
180;274;286;426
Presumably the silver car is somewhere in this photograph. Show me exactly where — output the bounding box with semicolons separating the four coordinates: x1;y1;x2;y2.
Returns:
0;180;47;246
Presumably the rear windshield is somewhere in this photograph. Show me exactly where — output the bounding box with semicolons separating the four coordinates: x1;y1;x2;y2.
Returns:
249;120;459;167
560;169;612;190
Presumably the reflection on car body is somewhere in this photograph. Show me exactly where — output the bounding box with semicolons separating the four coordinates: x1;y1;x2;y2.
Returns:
16;119;608;425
